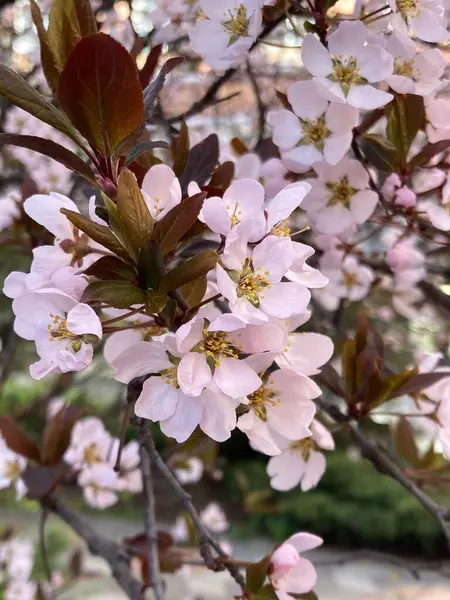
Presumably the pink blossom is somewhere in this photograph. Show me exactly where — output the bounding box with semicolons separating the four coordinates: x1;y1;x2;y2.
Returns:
141;164;182;221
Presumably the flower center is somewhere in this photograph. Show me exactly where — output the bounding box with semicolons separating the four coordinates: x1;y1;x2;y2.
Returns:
394;57;417;78
221;4;250;42
300;115;329;148
247;379;280;421
237;258;271;306
47;313;82;352
271;219;291;237
161;366;179;388
225;202;243;226
343;270;358;288
198;330;239;367
291;437;314;460
4;459;23;481
331;56;362;93
396;0;420;17
326;176;357;207
83;443;102;466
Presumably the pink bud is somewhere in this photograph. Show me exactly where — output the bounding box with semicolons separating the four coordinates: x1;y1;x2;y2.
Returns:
395;187;416;208
382;173;401;198
270;543;300;580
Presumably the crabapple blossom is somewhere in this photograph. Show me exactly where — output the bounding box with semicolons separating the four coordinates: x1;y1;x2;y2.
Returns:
267;420;335;491
386;237;426;287
3;266;87;301
0;436;27;500
322;255;374;302
301;21;394;109
5;581;36;600
12;289;102;379
267;79;359;169
189;0;263;70
302;159;378;234
217;234;312;319
114;441;143;493
174;457;204;484
78;463;120;509
23;193;106;274
141;164;182;221
152;0;199;43
423;174;450;231
200;502;229;533
64;417;113;470
285;243;329;290
0;191;20;233
233;153;289;199
388;0;449;43
270;533;323;599
275;328;334;376
171;515;189;541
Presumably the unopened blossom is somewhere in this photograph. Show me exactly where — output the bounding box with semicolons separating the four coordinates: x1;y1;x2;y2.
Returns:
13;289;102;379
267;420;335;491
202;180;311;242
388;0;449;43
301;21;393;109
382;25;447;95
323;255;374;302
200;502;229;533
0;436;27;500
302;159;378;234
3;266;87;301
78;463;120;509
141;164;182;221
24;193;106;274
267;79;358;169
111;338;239;443
174;457;204;484
395;186;416;208
237;355;320;456
270;533;323;599
189;0;263;70
217;234;312;319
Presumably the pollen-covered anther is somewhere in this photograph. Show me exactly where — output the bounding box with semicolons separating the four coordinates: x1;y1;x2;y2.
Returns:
248;384;280;421
201;329;240;366
161;366;179;388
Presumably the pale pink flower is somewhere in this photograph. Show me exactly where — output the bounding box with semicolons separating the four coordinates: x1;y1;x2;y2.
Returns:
152;0;199;43
171;515;189;541
33;160;73;194
425;96;450;143
217;234;311;319
285;243;329;289
323;255;374;301
267;421;335;491
270;532;323;599
174;457;204;485
115;441;143;493
301;21;393;109
0;436;27;500
2;537;34;580
12;289;102;379
200;503;229;533
302;159;378;234
275;326;334;376
78;463;120;509
267;79;358;169
141;164;182;221
234;154;289;199
3;267;87;301
0;191;20;232
388;0;449;43
5;581;36;600
394;186;416;208
423;173;450;231
64;417;112;470
189;0;263;70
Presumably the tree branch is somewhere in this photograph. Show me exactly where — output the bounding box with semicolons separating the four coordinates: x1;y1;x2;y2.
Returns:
316;398;450;550
42;495;143;600
246;60;266;143
142;433;247;593
137;424;165;600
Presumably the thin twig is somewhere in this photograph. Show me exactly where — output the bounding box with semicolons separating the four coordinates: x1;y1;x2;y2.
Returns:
246;60;266;143
39;508;52;583
316;398;450;550
138;423;165;600
143;434;247;592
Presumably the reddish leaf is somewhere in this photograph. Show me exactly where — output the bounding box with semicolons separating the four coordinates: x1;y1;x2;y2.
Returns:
143;56;184;123
394;417;420;466
390;371;450;399
0;417;41;462
139;44;163;89
22;463;69;499
171;122;190;177
30;0;60;93
83;256;137;282
408;139;450;169
317;364;348;399
124;531;174;554
180;276;208;309
58;33;144;157
209;161;235;190
159;250;218;293
230;137;249;156
179;134;220;195
0;134;95;182
40;405;83;465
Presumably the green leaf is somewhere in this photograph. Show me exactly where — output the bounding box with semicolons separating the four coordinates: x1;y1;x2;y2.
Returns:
252;585;278;599
30;0;61;93
145;290;168;314
0;64;84;148
60;208;131;263
0;133;95;182
394;417;420;467
246;554;272;593
342;339;357;397
179;276;208;309
154;192;206;256
117;168;155;254
159;251;218;293
83;256;137;282
359;134;398;173
82;280;147;308
386;94;424;169
47;0;97;70
58;33;144;157
171;122;190;177
137;240;165;290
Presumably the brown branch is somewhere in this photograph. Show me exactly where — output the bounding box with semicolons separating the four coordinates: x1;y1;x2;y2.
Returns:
137;424;165;600
246;60;266;143
142;433;247;592
168;15;285;125
42;495;143;600
316;398;450;550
